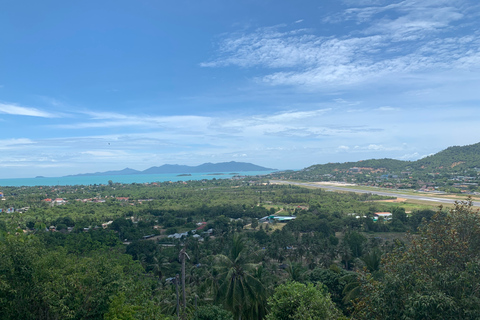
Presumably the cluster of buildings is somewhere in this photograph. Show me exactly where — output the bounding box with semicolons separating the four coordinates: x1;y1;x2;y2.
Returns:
259;215;297;223
348;212;393;221
0;207;29;213
167;222;211;241
43;198;68;205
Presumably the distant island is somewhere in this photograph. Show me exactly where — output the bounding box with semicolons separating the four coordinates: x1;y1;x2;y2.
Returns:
64;161;276;178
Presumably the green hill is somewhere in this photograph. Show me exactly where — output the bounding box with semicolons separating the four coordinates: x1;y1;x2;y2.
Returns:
412;142;480;172
280;142;480;179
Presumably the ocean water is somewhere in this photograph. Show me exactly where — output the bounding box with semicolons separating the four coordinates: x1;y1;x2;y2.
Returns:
0;171;275;187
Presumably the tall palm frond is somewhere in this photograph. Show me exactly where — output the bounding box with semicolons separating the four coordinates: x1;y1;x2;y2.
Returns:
213;234;267;320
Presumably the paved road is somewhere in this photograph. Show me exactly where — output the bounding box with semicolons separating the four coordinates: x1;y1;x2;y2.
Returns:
271;180;480;207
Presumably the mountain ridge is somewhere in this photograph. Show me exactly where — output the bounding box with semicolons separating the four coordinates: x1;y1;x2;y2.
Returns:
64;161;276;177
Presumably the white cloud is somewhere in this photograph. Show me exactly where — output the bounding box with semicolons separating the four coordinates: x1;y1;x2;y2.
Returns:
1;101;477;178
58;112;212;132
0;103;58;118
377;106;398;111
353;144;403;151
398;152;420;160
81;150;127;157
202;1;479;88
0;138;35;149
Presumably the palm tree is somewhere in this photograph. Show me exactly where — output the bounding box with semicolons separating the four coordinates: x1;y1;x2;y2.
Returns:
214;233;266;320
360;248;382;273
285;260;306;282
151;255;168;283
340;273;360;303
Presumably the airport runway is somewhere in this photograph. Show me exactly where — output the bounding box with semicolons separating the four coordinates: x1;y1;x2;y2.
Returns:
271;180;480;207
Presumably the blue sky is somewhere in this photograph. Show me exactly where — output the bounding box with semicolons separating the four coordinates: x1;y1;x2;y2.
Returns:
1;0;480;178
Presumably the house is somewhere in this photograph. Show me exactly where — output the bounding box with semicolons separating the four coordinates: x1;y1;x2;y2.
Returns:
347;213;367;219
374;212;392;221
196;222;207;231
167;232;188;239
102;221;113;229
54;198;67;205
259;215;296;223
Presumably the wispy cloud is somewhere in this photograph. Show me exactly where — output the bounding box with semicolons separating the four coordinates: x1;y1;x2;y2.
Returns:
58;111;212;132
0;103;58;118
377;106;398;111
1;102;476;177
202;0;479;88
0;138;35;150
354;144;403;151
81;150;128;158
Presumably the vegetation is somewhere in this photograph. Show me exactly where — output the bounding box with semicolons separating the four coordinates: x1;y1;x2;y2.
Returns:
354;200;480;319
266;282;344;320
0;177;478;319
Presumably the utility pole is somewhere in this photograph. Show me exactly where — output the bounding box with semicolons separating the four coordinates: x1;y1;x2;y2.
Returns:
179;247;190;317
175;274;180;319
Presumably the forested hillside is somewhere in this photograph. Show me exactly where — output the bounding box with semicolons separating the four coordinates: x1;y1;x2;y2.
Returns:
275;142;480;193
292;142;480;176
413;142;480;171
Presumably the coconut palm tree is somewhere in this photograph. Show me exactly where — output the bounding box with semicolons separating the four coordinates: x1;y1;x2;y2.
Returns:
214;233;266;320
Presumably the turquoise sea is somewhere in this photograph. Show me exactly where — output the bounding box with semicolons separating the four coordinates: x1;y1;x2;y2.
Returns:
0;171;275;187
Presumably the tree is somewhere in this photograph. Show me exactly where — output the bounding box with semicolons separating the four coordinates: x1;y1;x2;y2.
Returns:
104;293;137;320
214;234;266;320
251;218;259;230
354;200;480;319
391;207;407;223
192;305;234;320
266;281;344;320
343;231;366;258
309;266;357;314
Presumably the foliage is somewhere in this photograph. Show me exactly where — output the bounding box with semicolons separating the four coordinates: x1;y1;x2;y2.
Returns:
191;304;234;320
213;234;267;320
354;200;480;319
309;266;357;313
0;178;448;319
104;293;137;320
266;281;344;320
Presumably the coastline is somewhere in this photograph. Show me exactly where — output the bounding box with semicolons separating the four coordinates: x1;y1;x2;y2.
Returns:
0;170;275;187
